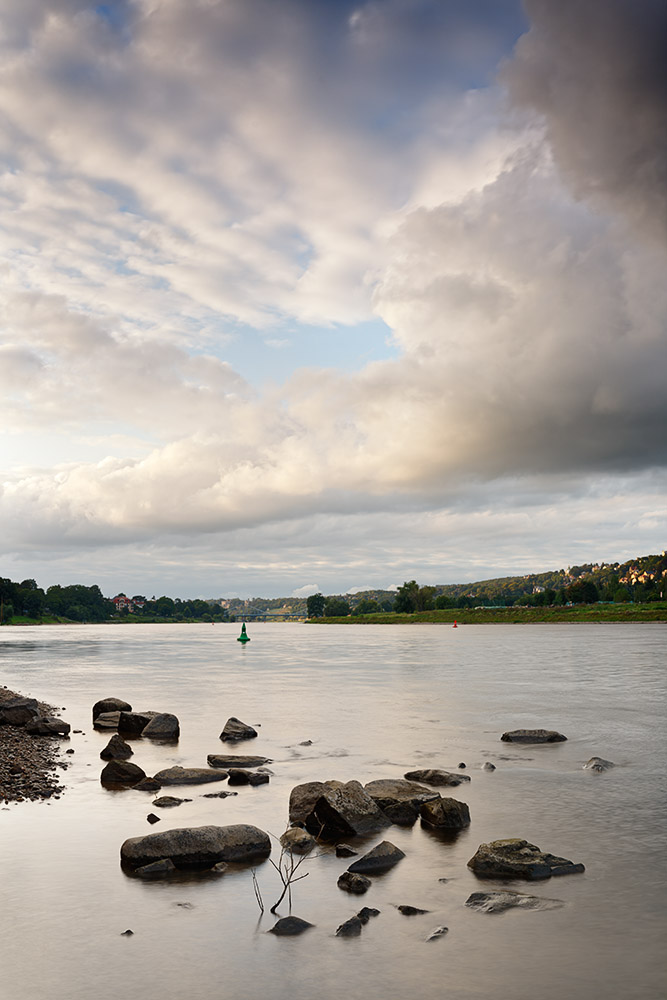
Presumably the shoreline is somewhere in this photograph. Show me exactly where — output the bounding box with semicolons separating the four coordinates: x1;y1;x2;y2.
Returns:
0;688;69;804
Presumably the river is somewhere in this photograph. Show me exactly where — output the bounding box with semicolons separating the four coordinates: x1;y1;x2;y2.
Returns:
0;622;665;1000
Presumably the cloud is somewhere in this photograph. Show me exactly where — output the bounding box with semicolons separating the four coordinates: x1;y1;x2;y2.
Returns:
503;0;667;240
291;584;320;598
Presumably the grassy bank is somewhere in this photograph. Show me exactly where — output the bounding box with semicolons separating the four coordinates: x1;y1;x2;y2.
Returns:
311;603;667;625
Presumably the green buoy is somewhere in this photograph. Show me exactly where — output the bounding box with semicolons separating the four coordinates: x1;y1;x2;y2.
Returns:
237;622;250;643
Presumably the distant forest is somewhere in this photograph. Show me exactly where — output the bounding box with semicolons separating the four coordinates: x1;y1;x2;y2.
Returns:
2;550;665;624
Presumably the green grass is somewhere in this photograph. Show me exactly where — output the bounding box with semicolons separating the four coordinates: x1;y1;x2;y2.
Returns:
311;603;667;625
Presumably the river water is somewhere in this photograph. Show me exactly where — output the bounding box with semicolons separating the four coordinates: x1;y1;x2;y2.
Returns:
0;622;665;1000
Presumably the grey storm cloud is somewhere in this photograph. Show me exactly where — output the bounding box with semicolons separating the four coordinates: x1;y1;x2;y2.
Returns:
504;0;667;240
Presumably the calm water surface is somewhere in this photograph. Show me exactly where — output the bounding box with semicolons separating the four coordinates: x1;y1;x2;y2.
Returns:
1;622;665;1000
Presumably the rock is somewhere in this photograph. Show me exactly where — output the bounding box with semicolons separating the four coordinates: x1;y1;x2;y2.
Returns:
133;859;177;878
100;734;133;760
207;754;272;769
425;926;448;941
118;711;159;737
93;712;122;730
288;781;332;824
92;698;131;721
220;717;258;742
121;824;271;870
100;760;146;787
280;828;316;855
457;762;466;769
336;916;363;937
227;768;269;786
152;796;191;808
337;872;371;894
299;740;313;746
347;841;405;875
147;813;160;824
120;929;135;935
299;780;391;840
364;778;440;825
482;762;496;771
25;716;71;737
142;713;180;739
269;916;314;936
0;698;40;726
202;791;237;799
356;907;380;923
583;756;615;772
134;777;162;792
397;905;429;915
403;769;471;787
152;766;227;786
420;797;471;830
467;839;585;880
465;890;564;913
335;844;358;858
501;729;567;743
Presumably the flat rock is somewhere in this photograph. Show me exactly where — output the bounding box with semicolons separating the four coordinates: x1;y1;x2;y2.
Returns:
120;824;271;870
152;796;190;807
101;759;146;787
583;756;615;772
133;858;177;878
280;828;316;855
207;754;272;769
404;769;471;787
501;729;567;743
467;839;585;880
92;698;131;721
364;778;440;825
336;916;363;937
337;872;371;894
153;766;227;786
100;734;133;760
420;797;471;830
220;717;258;742
397;905;429;915
347;841;405;875
227;768;269;786
93;711;122;730
465;890;565;913
269;916;314;936
0;698;40;726
302;780;391;840
25;716;71;737
142;713;180;739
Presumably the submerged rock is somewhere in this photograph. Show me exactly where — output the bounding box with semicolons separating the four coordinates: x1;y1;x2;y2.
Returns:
279;827;316;855
134;859;177;878
364;778;440;825
357;906;380;923
336;916;363;937
134;777;162;792
335;844;358;858
337;872;372;894
152;796;191;808
220;717;258;742
467;839;585;880
420;797;470;830
583;757;615;772
152;766;227;786
482;762;496;771
501;729;567;743
347;841;405;875
465;890;564;914
100;734;133;760
92;698;131;721
227;768;269;786
403;769;471;787
120;824;271;870
425;925;448;941
269;916;314;936
207;754;272;769
397;905;429;915
100;760;146;787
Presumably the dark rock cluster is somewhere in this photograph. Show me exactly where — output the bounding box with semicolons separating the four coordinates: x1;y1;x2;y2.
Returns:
0;687;69;803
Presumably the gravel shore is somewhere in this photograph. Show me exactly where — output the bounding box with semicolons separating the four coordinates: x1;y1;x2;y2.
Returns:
0;687;69;803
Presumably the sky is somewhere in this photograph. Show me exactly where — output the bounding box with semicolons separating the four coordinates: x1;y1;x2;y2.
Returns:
1;0;666;599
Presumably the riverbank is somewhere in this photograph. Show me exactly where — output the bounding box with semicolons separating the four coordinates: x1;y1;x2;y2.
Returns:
0;688;68;803
311;603;667;625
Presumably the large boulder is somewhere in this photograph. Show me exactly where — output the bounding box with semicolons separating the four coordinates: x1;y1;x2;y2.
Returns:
25;716;71;737
288;781;334;824
0;698;40;727
93;711;122;730
304;780;391;840
100;734;133;760
220;717;258;742
347;841;405;875
501;729;567;743
364;779;440;825
208;753;272;769
142;713;180;739
92;698;131;721
467;839;585;880
100;760;146;787
152;766;227;785
465;890;564;913
403;769;471;787
420;797;470;830
118;711;159;736
120;824;271;869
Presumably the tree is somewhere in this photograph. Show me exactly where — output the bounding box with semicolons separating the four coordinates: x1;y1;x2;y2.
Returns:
306;593;325;618
324;597;350;617
394;580;419;613
353;599;380;615
435;593;454;609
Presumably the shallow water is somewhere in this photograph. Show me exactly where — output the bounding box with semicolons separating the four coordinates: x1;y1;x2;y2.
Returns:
0;622;665;1000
